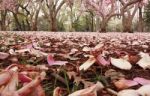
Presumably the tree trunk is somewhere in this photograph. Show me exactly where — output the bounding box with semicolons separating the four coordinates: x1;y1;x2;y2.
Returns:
50;16;57;32
96;17;100;32
13;13;22;31
122;15;133;33
70;7;74;32
99;19;107;32
91;13;94;32
0;11;7;31
138;7;143;32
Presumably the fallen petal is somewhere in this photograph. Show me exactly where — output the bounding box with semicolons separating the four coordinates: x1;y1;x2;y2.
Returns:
52;61;68;66
5;64;18;71
82;46;91;52
30;49;48;57
137;52;150;69
79;56;96;71
137;84;150;96
47;55;67;66
19;73;32;83
114;78;138;89
15;49;30;53
111;57;132;70
134;77;150;85
96;54;110;66
0;52;9;60
30;85;45;96
17;77;42;96
1;72;18;94
118;89;139;96
53;87;64;96
0;71;12;86
69;82;104;96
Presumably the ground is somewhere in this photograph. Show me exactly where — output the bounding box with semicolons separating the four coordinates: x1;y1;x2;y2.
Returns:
0;32;150;96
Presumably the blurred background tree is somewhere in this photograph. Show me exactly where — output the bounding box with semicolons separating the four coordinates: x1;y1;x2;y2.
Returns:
144;0;150;31
0;0;149;32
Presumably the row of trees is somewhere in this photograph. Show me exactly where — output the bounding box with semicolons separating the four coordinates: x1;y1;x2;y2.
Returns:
0;0;149;32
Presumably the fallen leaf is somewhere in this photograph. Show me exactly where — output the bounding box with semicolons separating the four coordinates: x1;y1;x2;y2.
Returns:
0;52;9;60
15;49;30;53
79;56;96;71
111;57;132;70
128;54;140;64
66;71;76;80
30;49;48;57
105;69;125;81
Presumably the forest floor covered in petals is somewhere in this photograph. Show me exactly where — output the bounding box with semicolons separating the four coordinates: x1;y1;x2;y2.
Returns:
0;32;150;96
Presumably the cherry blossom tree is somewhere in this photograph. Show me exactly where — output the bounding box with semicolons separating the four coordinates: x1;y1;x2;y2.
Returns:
43;0;70;31
119;0;148;32
0;0;18;12
82;0;148;32
82;0;120;32
0;0;18;30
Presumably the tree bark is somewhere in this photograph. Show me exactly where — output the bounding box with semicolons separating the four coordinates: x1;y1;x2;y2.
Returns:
99;19;107;32
13;13;22;31
138;7;144;32
100;23;107;32
0;11;7;31
122;15;133;33
50;16;57;32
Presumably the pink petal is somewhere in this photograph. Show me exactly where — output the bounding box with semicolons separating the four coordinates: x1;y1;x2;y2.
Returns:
114;79;139;89
96;54;110;66
26;44;33;49
5;64;18;71
133;77;150;85
0;52;9;60
52;61;68;66
124;79;139;87
0;71;12;86
47;55;67;66
47;55;55;65
19;73;32;83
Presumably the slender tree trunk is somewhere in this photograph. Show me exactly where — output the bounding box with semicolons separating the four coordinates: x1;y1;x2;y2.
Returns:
70;7;74;32
26;19;31;31
138;7;143;32
96;17;100;32
13;13;22;31
91;13;94;32
0;11;7;31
